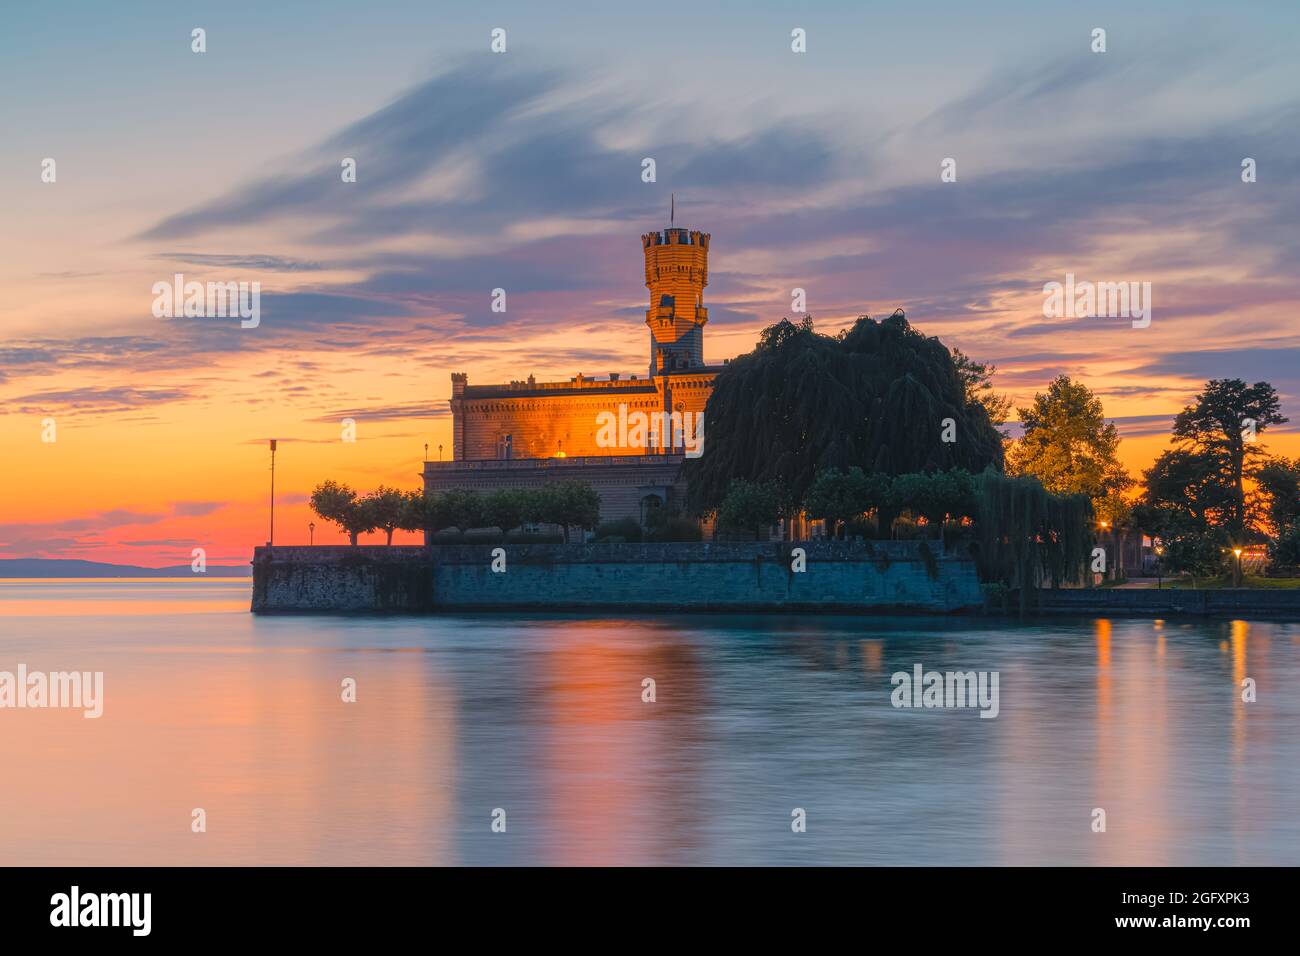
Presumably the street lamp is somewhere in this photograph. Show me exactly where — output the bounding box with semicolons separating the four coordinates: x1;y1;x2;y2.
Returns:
309;521;315;546
1154;544;1163;589
1233;547;1243;587
268;439;277;548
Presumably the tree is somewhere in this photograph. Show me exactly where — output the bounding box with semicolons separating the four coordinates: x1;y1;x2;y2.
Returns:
718;479;787;540
951;348;1012;434
1141;449;1232;528
399;490;453;539
1255;457;1300;536
888;469;977;545
1155;512;1229;584
972;469;1093;608
1268;525;1300;570
482;489;528;534
1172;378;1287;541
802;466;888;538
309;480;374;545
441;489;485;532
362;486;408;545
538;480;601;542
683;312;1004;514
1006;375;1133;504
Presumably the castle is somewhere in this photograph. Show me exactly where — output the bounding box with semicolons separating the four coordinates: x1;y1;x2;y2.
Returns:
423;222;722;528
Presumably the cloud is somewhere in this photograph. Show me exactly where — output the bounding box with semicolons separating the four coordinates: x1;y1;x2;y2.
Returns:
308;402;451;423
171;501;225;517
12;43;1288;430
153;253;324;272
3;385;194;416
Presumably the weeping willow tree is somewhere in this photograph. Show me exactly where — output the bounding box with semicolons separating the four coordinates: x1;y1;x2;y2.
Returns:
973;469;1094;610
684;311;1005;513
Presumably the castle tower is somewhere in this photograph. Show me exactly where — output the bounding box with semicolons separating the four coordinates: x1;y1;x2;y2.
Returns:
642;223;709;375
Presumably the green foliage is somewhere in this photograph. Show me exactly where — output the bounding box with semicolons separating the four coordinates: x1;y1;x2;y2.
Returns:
1141;449;1232;527
360;486;408;545
441;488;485;533
645;516;703;542
309;480;375;545
802;466;889;538
482;489;528;534
314;479;602;544
718;479;788;539
1157;514;1230;580
1006;375;1132;506
951;348;1012;432
539;480;602;542
398;490;446;535
684;311;1005;513
1171;378;1287;539
971;469;1094;596
1266;524;1300;570
887;469;977;541
594;517;643;543
1256;457;1300;535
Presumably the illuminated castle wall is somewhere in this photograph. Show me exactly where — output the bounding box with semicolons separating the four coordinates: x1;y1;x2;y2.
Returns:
425;222;722;526
446;225;718;463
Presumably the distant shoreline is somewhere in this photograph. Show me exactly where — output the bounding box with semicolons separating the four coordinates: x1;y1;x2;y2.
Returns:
0;559;251;579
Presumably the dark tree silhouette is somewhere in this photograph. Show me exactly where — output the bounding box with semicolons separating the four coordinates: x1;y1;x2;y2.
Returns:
1172;378;1286;540
684;311;1004;513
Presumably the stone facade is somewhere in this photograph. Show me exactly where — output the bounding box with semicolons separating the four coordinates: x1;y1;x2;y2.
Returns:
430;221;723;527
251;541;984;614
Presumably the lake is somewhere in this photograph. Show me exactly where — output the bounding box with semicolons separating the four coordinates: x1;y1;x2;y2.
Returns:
1;579;1296;865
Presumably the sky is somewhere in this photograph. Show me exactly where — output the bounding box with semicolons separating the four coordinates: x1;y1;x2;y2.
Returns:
2;0;1299;564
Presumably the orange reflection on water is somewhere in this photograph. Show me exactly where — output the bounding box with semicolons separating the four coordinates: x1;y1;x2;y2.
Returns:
860;639;884;675
0;579;250;616
1088;618;1171;864
1230;620;1248;765
537;620;703;865
0;640;456;865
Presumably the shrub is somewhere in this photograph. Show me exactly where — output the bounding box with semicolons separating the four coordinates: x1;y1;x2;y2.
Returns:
718;479;787;539
645;516;703;542
594;517;643;543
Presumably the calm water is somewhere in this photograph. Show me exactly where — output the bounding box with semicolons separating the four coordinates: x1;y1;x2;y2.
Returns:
1;579;1297;866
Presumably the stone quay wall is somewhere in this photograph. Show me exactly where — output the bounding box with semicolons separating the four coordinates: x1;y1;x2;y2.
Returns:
250;540;983;614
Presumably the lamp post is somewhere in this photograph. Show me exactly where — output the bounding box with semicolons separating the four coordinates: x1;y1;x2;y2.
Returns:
309;521;315;546
268;439;277;548
1154;544;1163;589
438;444;443;462
1233;547;1243;587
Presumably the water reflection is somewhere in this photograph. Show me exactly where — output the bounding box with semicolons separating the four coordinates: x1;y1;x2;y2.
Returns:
2;582;1298;865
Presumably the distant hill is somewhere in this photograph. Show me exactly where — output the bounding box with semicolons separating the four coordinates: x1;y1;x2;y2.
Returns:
0;559;251;578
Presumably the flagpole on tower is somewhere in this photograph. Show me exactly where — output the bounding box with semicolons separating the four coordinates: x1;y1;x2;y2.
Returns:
671;192;675;226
